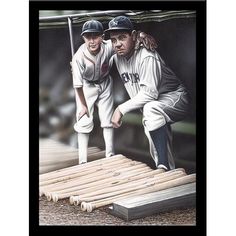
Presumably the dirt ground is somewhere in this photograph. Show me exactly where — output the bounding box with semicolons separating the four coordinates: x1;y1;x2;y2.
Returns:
39;196;196;226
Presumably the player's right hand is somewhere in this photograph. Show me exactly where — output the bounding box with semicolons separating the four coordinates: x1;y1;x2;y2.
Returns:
111;107;123;128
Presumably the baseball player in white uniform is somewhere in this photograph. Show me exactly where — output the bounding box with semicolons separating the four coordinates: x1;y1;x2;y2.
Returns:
71;20;115;164
105;16;189;170
71;19;158;164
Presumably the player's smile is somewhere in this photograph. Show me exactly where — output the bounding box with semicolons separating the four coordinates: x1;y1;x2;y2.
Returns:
89;44;98;49
83;33;104;55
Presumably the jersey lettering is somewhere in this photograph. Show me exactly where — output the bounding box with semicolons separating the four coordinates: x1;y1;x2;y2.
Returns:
101;62;109;74
121;72;140;85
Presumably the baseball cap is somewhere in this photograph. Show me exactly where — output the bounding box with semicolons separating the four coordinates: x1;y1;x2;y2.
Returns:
104;16;133;33
81;20;104;36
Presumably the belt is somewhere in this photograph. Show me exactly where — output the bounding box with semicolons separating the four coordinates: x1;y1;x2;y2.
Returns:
86;77;108;85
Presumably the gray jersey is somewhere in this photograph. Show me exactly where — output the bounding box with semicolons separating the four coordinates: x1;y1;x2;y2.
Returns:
111;47;186;116
112;46;189;170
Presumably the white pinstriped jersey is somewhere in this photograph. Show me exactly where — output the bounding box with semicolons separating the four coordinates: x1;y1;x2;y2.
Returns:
111;47;186;115
71;40;114;87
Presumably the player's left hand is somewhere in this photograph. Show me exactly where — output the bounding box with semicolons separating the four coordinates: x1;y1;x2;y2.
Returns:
78;105;89;121
135;31;158;52
111;107;123;128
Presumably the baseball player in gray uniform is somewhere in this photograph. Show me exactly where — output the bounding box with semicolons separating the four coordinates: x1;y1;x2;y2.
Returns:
105;16;189;170
71;19;157;164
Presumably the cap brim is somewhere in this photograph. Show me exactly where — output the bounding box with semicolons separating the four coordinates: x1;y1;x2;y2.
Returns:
81;29;103;36
104;27;133;33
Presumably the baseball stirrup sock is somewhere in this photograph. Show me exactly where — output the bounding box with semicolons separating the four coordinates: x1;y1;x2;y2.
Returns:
103;127;115;157
78;133;89;164
149;124;170;170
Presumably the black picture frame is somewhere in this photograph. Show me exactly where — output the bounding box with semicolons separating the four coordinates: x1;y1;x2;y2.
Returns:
30;1;206;235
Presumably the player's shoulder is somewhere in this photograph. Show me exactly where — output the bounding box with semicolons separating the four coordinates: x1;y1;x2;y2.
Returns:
137;46;158;60
72;43;86;60
103;39;112;45
102;40;113;50
110;53;117;63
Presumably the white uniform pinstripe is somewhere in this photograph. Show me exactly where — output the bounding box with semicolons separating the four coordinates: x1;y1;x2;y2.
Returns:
112;47;189;169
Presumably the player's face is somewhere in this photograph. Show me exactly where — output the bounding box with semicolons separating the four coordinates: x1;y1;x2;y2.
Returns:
83;33;104;55
110;31;136;58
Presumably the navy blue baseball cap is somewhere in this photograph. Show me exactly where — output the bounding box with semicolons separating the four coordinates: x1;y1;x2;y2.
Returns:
104;16;134;33
81;20;104;36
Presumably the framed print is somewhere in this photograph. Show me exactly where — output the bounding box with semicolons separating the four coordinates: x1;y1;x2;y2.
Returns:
30;0;206;235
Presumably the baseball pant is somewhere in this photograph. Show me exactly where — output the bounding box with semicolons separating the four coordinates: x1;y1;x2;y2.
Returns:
74;77;115;163
74;77;114;133
142;88;189;169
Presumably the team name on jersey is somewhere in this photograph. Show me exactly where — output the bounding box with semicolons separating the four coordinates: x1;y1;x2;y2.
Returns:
101;62;109;74
121;72;140;85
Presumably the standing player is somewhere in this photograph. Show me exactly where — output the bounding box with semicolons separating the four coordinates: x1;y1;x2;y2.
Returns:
71;19;157;164
105;16;189;170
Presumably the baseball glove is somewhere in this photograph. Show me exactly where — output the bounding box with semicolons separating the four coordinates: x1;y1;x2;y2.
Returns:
135;31;158;52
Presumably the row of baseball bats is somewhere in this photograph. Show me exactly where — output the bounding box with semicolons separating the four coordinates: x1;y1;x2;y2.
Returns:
40;154;196;212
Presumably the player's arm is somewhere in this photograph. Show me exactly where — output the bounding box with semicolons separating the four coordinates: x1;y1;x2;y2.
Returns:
75;88;89;120
118;56;160;115
71;55;89;120
111;107;123;128
112;57;160;128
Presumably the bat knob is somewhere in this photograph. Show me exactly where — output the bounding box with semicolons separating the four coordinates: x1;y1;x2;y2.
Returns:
81;202;87;211
69;196;74;205
86;203;93;212
52;194;58;202
46;193;52;201
73;196;80;206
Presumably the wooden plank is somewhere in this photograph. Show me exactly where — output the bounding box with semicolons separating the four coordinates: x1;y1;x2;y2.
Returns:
39;138;104;174
110;182;196;221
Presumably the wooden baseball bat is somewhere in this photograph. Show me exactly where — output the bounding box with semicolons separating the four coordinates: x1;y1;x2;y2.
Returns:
43;167;184;199
74;170;186;204
54;167;165;195
40;163;146;197
42;164;152;199
52;168;153;199
40;158;149;187
40;159;146;192
52;168;166;202
68;168;185;205
40;159;151;195
40;154;127;182
40;156;132;186
45;164;152;201
40;153;126;177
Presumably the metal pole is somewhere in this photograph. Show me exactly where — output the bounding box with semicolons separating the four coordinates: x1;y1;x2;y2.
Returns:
67;17;75;57
67;17;80;113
